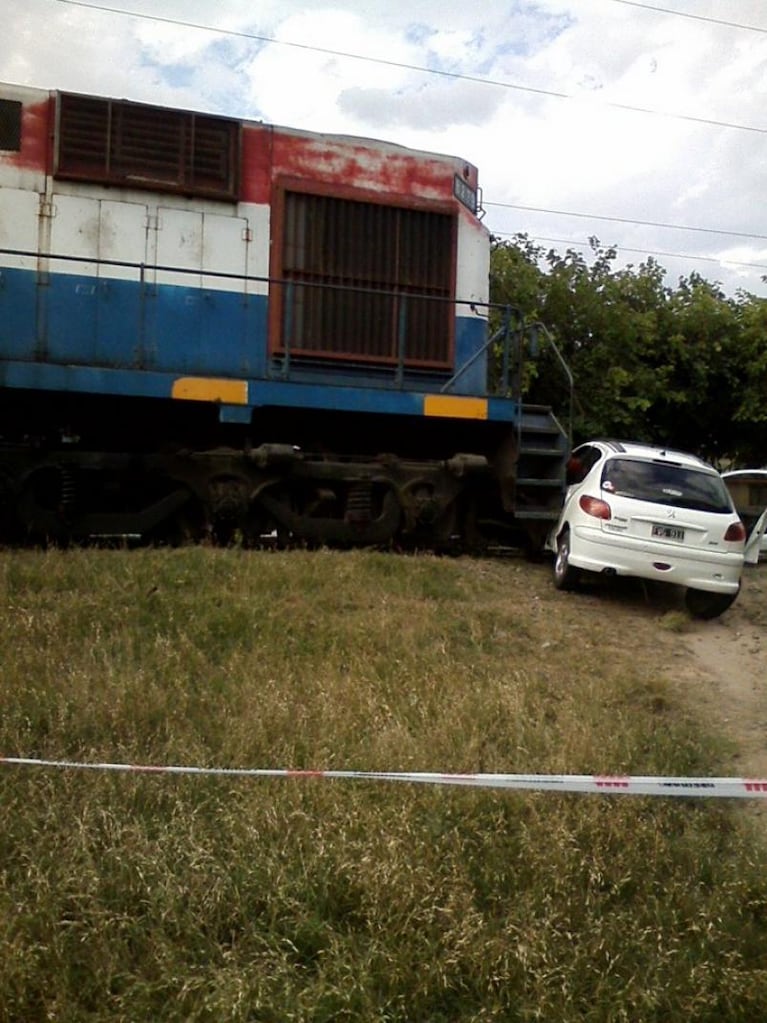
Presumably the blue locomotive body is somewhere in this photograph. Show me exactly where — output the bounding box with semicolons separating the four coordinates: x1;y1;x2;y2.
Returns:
0;84;567;548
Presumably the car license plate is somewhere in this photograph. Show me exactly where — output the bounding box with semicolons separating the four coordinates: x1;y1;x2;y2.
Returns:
652;524;685;541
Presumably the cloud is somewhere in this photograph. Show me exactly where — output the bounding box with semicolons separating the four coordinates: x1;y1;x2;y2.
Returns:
338;78;504;130
0;0;766;294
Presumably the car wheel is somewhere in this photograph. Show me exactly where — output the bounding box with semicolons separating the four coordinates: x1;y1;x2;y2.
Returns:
554;527;580;590
685;585;740;620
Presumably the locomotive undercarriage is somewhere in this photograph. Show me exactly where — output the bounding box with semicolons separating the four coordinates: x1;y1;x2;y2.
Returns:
0;441;523;552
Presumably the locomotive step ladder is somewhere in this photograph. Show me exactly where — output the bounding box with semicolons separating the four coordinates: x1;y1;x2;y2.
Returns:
508;319;574;546
514;404;570;535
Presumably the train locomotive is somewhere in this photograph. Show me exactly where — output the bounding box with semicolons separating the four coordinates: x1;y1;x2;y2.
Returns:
0;83;568;550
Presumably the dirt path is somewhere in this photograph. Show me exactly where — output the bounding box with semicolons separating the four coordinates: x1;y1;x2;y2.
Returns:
679;564;767;778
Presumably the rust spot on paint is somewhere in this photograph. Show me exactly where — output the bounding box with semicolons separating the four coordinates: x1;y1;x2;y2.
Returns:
240;124;273;204
240;126;474;207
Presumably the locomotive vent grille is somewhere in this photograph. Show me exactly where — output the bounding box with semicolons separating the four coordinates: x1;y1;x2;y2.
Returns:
55;92;240;201
0;99;22;151
278;191;455;369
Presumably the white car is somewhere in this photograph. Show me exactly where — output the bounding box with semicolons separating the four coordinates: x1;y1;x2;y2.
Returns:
547;440;746;618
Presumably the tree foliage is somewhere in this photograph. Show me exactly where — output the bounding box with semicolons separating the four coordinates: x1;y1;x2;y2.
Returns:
490;236;767;465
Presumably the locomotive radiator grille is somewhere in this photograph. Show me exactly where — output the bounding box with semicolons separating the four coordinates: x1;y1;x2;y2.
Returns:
54;92;240;201
276;190;455;369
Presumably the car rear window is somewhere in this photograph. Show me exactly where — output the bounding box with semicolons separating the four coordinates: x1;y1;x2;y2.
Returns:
600;458;733;513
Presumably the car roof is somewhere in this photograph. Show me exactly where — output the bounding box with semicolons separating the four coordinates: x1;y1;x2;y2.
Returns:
581;439;714;470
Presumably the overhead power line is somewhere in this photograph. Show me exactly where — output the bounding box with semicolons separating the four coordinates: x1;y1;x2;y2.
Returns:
485;201;767;244
491;230;767;273
54;0;767;136
608;0;767;34
48;0;767;278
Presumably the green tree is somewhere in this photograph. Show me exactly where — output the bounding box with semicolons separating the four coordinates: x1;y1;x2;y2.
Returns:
659;274;742;462
489;237;767;465
731;293;767;464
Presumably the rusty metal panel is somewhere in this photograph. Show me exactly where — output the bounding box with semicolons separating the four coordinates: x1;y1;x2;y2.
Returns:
55;93;240;201
278;190;454;368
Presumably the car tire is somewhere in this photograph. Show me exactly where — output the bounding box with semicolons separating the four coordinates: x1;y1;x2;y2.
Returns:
554;527;580;590
685;585;740;620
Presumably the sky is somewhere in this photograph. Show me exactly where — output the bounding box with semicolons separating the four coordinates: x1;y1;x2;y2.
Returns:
1;0;766;298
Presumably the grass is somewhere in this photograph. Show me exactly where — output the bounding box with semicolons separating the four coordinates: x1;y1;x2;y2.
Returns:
1;548;766;1021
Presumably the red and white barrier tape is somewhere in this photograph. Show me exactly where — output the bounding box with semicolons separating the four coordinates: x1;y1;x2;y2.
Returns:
2;756;767;798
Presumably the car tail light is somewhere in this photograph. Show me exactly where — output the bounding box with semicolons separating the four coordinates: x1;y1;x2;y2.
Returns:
724;521;746;542
579;495;611;520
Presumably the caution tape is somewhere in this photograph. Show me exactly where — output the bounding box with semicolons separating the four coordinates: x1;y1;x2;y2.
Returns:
2;755;767;798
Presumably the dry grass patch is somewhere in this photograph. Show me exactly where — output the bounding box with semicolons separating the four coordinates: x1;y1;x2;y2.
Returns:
1;548;766;1021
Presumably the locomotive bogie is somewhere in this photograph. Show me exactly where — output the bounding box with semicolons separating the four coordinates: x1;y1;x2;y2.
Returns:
0;434;516;551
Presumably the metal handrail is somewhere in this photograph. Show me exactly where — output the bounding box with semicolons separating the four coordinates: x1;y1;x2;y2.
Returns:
0;247;575;427
525;321;574;447
1;245;517;392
